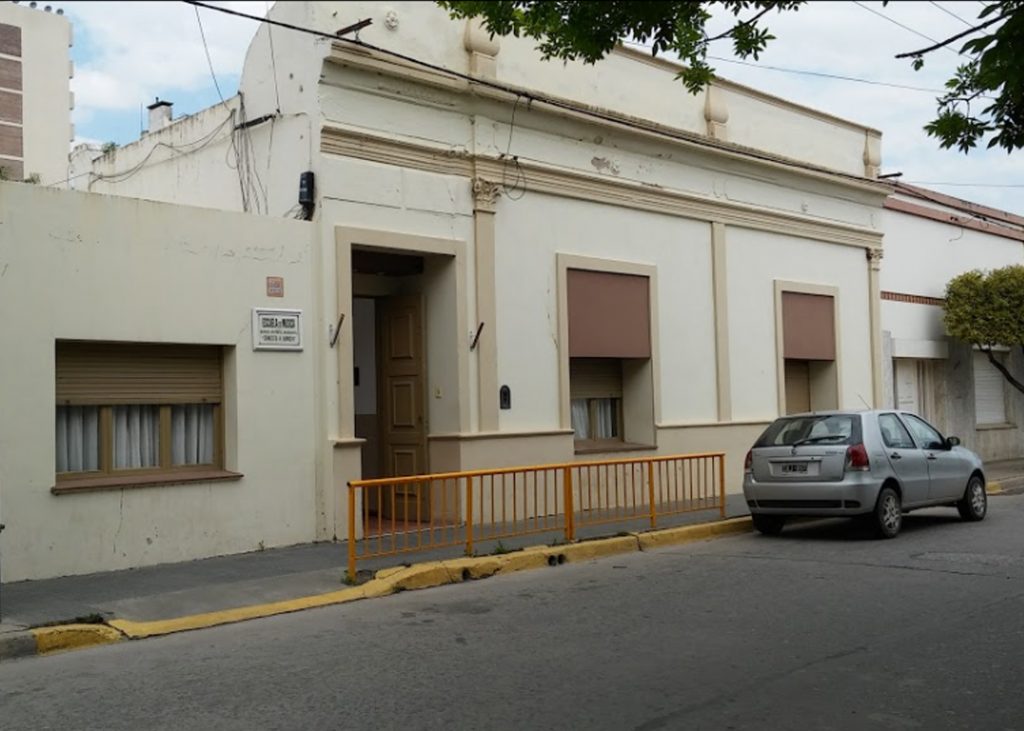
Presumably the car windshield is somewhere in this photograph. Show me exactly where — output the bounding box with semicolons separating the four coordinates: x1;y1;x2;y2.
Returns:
756;414;859;447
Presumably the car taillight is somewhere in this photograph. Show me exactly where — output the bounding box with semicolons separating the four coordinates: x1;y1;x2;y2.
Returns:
845;443;870;472
744;449;753;474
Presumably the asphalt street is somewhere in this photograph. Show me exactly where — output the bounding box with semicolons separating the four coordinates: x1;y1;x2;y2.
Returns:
3;495;1023;731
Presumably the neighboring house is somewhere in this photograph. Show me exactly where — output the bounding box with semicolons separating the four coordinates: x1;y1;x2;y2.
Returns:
10;1;891;580
0;1;72;183
881;182;1024;462
0;182;317;582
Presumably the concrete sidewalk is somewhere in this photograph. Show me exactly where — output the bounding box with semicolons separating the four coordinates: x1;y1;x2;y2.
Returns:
4;454;1019;662
0;496;751;660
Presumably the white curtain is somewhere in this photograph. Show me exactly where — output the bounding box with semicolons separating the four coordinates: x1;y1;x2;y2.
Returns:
172;404;214;465
114;405;160;469
571;399;590;439
594;399;617;439
55;406;100;473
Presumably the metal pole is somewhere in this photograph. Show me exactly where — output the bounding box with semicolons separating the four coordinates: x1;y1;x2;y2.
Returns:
718;455;727;520
648;461;657;530
564;466;575;542
347;485;357;582
465;476;474;556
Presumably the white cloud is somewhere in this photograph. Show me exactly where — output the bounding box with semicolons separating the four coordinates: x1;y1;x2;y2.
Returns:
65;1;265;112
700;1;1022;212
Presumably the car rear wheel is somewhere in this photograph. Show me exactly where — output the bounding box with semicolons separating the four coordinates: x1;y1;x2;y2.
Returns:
873;486;902;539
752;514;786;536
957;475;987;522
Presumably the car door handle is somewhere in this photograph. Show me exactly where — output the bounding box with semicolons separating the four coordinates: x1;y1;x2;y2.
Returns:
926;454;937;461
889;452;902;460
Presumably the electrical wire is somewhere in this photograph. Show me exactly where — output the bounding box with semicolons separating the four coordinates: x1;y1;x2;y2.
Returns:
704;54;954;94
194;6;226;103
929;1;975;28
178;1;898;188
852;1;964;56
265;1;282;113
905;180;1024;188
51;110;237;189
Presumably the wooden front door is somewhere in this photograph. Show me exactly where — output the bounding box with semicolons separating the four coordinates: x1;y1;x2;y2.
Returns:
378;294;429;521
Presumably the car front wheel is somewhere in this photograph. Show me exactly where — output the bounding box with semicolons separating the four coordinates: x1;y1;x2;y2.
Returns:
873;486;902;539
752;514;785;536
957;475;987;522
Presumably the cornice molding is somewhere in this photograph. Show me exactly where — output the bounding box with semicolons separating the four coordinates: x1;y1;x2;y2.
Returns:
325;44;891;198
321;125;883;250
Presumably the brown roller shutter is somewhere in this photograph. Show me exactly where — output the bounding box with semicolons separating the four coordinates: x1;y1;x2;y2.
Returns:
0;123;21;157
0;90;21;124
0;24;21;58
782;292;835;360
0;58;21;91
568;269;651;358
56;342;223;405
569;358;623;399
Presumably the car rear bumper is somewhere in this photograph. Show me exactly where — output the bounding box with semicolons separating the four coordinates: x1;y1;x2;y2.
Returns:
742;475;880;516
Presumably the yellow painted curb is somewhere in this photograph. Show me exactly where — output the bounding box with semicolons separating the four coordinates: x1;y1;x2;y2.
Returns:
441;556;503;580
494;550;551;573
561;535;640;563
31;624;123;655
387;562;454;592
99;517;751;642
110;584;370;639
987;483;1004;495
637;517;752;551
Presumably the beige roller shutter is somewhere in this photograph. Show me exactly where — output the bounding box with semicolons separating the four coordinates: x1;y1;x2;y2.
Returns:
56;341;223;405
973;352;1007;425
570;358;622;399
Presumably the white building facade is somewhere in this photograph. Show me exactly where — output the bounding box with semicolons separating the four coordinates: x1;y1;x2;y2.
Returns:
4;1;893;581
0;1;72;184
882;182;1024;462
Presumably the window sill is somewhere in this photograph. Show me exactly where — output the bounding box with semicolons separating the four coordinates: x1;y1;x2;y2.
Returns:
976;422;1017;432
52;470;243;495
574;441;657;456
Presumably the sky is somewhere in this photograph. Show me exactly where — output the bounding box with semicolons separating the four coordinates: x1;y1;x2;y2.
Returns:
59;0;1024;214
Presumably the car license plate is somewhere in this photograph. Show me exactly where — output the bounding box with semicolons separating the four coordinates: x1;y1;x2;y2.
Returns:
781;463;808;474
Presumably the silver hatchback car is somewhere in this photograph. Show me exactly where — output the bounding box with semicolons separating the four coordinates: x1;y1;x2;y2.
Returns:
743;410;987;538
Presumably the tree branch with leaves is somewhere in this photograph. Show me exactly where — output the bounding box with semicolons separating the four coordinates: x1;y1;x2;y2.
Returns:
438;0;1024;155
944;266;1024;395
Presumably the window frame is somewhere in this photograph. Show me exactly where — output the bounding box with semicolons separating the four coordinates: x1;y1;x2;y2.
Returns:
53;342;236;493
900;413;947;451
56;403;224;483
973;351;1010;427
878;413;916;450
569;357;628;452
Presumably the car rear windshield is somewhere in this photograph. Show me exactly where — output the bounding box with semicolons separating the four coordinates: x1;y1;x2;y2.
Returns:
755;414;861;447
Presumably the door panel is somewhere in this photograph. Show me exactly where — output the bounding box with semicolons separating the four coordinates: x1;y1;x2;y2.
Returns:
901;413;967;501
894;360;920;414
378;295;429;520
877;413;929;506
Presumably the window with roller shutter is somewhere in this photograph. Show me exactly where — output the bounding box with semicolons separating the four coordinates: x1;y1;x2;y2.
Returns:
973;351;1008;426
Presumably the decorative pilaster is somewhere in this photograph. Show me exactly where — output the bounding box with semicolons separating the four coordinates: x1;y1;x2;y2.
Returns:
472;175;501;430
867;248;884;407
711;222;732;420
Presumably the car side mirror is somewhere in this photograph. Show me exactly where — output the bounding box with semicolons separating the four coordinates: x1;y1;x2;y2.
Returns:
946;436;961;448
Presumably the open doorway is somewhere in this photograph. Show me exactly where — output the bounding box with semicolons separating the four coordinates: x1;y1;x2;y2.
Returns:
351;248;430;522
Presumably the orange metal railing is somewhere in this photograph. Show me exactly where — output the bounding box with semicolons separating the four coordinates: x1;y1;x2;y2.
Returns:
346;452;725;580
